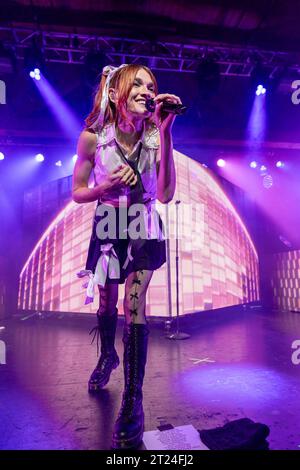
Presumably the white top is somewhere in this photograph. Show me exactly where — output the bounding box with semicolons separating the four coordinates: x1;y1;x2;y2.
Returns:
93;120;160;206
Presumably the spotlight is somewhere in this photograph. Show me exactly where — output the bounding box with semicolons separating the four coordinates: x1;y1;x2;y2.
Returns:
250;161;257;168
256;85;262;95
217;158;226;168
0;152;4;160
72;154;78;163
256;84;267;96
29;67;41;80
55;160;62;167
35;153;44;162
260;165;267;172
276;161;284;168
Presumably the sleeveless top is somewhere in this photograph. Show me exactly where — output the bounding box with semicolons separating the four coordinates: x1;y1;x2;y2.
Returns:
93;120;160;206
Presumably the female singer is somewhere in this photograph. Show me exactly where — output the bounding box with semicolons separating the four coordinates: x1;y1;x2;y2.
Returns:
72;63;181;449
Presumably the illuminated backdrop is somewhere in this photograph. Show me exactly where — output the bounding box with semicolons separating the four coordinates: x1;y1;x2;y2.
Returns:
18;150;260;316
270;250;300;312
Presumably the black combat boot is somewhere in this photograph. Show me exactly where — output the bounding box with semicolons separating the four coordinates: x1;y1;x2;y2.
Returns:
88;308;120;392
112;322;149;449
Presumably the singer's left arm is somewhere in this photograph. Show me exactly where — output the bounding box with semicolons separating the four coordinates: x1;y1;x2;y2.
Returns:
156;130;176;204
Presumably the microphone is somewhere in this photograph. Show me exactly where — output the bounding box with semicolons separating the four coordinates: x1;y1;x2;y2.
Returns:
145;97;187;115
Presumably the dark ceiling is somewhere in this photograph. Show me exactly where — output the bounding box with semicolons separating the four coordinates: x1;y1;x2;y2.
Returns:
1;0;300;52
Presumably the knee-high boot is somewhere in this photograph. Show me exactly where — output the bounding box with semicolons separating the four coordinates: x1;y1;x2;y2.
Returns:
88;308;120;392
112;322;149;449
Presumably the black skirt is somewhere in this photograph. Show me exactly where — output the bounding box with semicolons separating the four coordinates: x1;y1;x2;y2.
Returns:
85;202;166;285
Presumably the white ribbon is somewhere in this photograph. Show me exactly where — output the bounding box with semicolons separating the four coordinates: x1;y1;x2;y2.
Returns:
95;243;120;286
91;64;128;129
77;243;120;304
122;241;134;270
76;269;95;305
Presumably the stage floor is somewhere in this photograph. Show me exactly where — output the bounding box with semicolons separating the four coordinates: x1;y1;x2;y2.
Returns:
0;307;299;450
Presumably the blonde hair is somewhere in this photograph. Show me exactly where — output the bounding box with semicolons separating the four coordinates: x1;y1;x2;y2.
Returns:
85;64;158;132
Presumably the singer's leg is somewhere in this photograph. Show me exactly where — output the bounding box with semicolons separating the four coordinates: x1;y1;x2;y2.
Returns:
88;282;119;392
123;269;153;324
98;283;119;317
113;269;153;449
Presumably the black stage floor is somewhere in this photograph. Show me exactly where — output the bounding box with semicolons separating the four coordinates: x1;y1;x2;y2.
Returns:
0;307;299;450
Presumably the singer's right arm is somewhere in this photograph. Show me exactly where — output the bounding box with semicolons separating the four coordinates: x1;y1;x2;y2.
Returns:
72;130;107;204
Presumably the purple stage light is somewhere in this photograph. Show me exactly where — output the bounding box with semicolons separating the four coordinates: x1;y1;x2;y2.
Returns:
256;85;262;96
55;160;62;167
72;154;78;163
260;165;267;172
29;68;41;80
247;88;266;145
0;152;4;161
250;161;257;168
34;76;81;139
256;84;267;96
276;161;284;168
35;153;44;162
217;158;226;168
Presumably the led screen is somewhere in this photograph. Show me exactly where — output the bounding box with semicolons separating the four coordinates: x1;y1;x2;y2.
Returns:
18;150;259;315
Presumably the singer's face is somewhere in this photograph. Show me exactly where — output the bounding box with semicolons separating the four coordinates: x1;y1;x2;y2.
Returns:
126;69;156;119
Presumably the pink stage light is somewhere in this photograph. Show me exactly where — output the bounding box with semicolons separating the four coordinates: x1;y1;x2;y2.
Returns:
217;158;226;167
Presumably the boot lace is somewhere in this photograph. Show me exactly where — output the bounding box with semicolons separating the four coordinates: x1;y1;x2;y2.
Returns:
89;325;101;356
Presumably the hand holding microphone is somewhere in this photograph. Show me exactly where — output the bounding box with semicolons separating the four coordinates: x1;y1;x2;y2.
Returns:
145;96;187;115
147;93;186;132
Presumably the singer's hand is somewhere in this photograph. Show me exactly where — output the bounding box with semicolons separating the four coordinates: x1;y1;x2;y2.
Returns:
153;93;182;133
